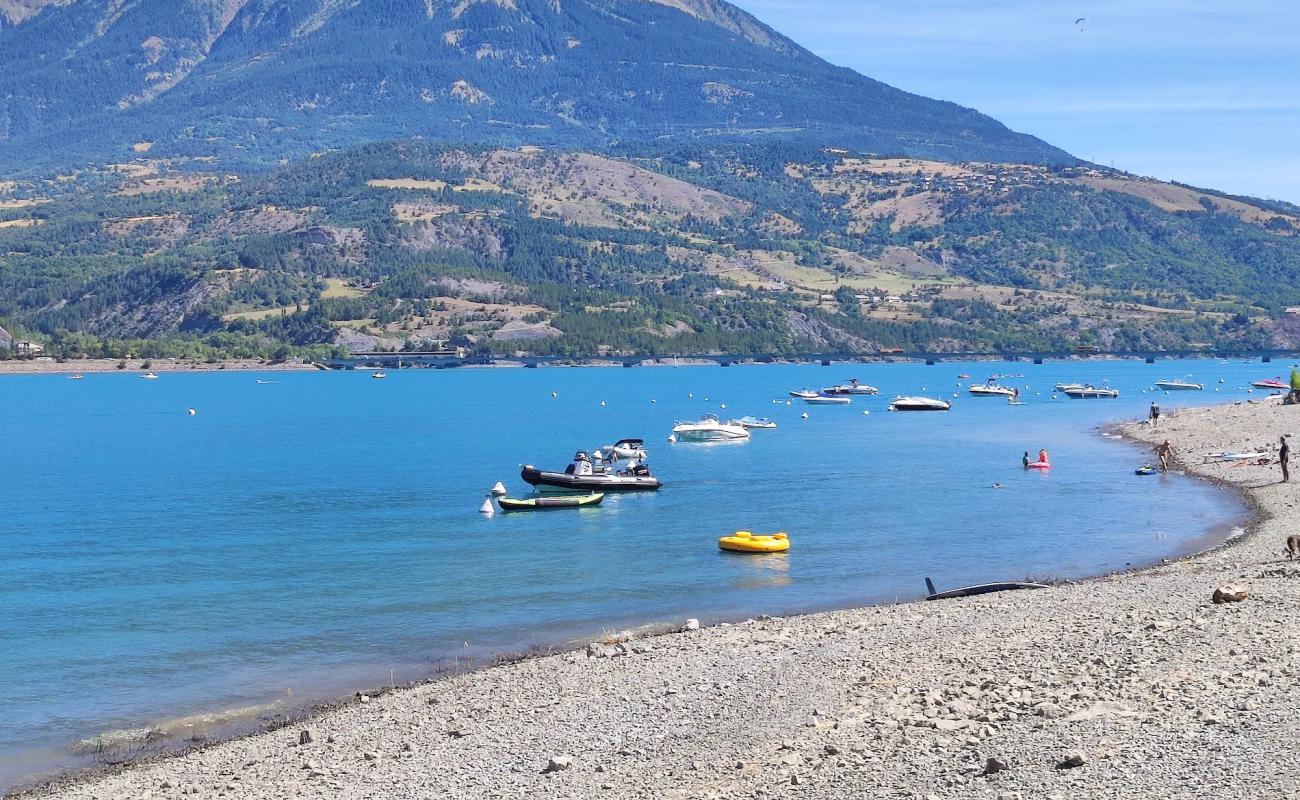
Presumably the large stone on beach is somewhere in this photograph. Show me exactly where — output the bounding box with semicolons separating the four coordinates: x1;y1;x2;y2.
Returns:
544;755;574;773
982;756;1010;775
684;618;700;632
1212;581;1249;604
298;729;314;745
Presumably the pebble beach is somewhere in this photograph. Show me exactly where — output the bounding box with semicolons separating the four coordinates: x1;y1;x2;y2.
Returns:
21;397;1300;800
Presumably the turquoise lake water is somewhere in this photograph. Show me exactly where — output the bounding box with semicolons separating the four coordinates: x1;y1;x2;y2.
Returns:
0;359;1272;788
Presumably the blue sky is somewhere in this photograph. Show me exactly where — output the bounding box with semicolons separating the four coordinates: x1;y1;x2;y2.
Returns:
729;1;1300;203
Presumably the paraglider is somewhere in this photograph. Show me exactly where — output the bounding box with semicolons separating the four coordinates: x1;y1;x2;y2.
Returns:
1074;16;1088;31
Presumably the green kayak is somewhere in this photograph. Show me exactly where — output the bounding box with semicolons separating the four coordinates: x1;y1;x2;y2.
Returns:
497;493;605;512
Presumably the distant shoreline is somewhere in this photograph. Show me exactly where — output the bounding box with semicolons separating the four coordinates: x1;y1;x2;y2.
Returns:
0;352;1285;375
0;358;319;374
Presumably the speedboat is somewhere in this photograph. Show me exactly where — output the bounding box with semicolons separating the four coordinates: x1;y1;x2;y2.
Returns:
733;416;777;429
889;396;952;412
822;379;878;395
1062;384;1119;399
68;373;85;380
672;414;751;441
1252;378;1287;390
522;452;662;492
141;372;158;380
788;389;820;399
1154;379;1203;391
371;371;387;379
598;438;649;461
1054;382;1083;392
497;493;605;512
968;381;1016;397
803;393;851;405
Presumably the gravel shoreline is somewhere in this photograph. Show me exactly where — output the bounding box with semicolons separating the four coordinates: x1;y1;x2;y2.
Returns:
19;398;1300;799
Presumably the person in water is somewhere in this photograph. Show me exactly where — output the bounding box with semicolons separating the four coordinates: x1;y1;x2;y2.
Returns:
1155;440;1174;473
1038;448;1049;465
1280;435;1290;483
1022;451;1031;469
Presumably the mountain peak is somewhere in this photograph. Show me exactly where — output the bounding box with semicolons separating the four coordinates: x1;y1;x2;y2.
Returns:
0;0;1071;170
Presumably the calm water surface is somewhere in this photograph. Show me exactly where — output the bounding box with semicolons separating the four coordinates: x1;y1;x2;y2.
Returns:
0;359;1269;787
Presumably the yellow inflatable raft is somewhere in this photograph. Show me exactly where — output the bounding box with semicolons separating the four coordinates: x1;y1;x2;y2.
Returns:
718;531;789;553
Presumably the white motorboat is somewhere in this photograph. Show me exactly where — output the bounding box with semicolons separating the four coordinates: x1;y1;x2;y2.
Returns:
671;414;751;442
371;371;387;379
598;438;649;460
889;396;952;412
823;379;878;395
733;416;777;429
1153;379;1203;391
788;389;820;399
804;393;851;405
68;373;85;380
1062;384;1119;399
968;380;1016;397
141;371;158;380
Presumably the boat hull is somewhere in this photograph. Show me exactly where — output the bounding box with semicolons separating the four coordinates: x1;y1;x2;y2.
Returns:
925;581;1048;601
521;466;662;492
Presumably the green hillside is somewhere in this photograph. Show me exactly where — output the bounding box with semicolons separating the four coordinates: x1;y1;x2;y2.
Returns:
2;141;1298;361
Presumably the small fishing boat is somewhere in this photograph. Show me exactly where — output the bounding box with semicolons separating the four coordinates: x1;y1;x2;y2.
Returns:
968;381;1017;398
521;453;662;492
888;396;951;412
733;416;777;430
68;373;85;380
1251;378;1287;390
924;577;1048;601
788;389;820;399
1062;384;1118;399
1154;379;1203;391
371;371;387;379
497;493;605;512
141;372;158;380
672;414;751;441
822;379;878;395
1135;466;1158;476
803;393;851;405
719;531;789;553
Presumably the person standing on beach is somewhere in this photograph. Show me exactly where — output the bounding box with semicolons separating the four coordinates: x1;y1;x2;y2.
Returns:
1156;440;1173;472
1280;435;1290;482
1150;402;1161;428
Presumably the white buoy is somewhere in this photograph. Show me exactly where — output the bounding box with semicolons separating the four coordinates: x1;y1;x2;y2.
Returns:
862;410;870;416
801;412;809;419
704;397;710;402
688;393;694;399
651;399;656;404
479;496;495;515
720;403;727;410
552;391;557;398
187;408;196;416
600;400;606;407
491;481;506;496
786;400;792;406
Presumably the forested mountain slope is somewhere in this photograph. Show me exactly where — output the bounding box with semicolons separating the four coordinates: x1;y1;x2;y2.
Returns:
2;141;1298;360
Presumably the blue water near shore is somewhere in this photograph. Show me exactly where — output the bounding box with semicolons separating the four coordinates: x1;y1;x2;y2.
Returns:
0;359;1270;787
